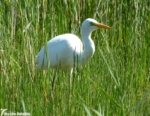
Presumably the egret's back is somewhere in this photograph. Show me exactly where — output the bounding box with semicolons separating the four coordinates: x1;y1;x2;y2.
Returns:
36;34;83;70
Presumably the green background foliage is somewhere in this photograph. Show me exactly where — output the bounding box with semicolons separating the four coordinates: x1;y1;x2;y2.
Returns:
0;0;150;115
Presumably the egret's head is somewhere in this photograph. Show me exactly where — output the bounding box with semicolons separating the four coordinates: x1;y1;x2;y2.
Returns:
82;18;110;32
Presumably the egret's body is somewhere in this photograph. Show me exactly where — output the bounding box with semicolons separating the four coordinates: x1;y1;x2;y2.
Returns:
36;34;83;70
35;18;110;90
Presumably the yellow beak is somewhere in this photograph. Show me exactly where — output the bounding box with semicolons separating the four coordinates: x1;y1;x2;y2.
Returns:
95;23;111;29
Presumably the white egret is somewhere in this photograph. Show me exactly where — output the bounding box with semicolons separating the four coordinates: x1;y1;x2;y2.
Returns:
35;18;110;90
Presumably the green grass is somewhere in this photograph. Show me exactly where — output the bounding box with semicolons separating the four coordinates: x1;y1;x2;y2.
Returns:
1;0;150;116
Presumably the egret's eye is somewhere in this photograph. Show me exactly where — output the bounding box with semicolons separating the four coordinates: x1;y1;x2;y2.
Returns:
90;22;95;26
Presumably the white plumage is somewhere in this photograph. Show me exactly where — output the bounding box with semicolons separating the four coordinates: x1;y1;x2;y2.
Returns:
36;34;83;70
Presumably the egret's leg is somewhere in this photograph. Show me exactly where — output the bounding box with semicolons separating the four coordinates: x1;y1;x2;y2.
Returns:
69;68;73;90
51;68;58;100
51;68;57;91
69;68;73;104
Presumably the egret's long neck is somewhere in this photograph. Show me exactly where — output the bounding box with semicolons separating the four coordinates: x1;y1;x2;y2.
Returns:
80;28;95;64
